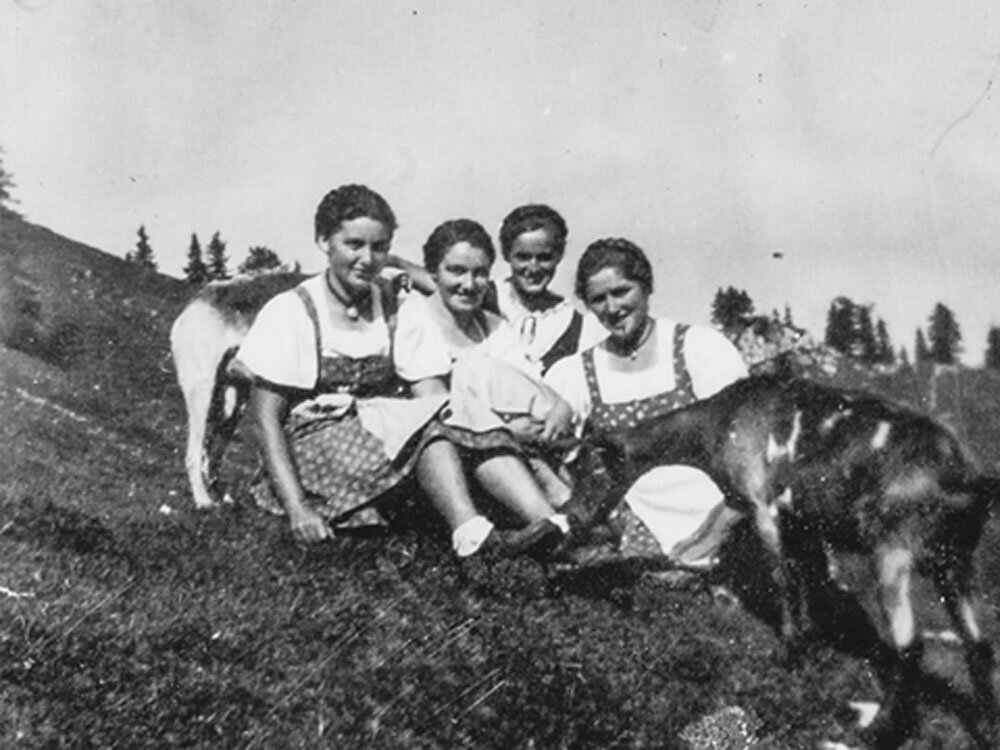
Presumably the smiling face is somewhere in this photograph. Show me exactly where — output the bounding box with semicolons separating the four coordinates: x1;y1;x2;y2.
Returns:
507;228;561;300
583;266;651;344
318;216;392;298
433;241;493;317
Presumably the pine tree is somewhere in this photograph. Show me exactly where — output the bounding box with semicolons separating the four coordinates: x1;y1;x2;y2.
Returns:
0;147;20;218
985;327;1000;370
710;287;755;337
206;231;229;280
915;329;930;365
824;297;856;355
875;318;894;364
856;305;878;362
128;225;156;270
927;303;962;365
183;233;209;284
237;246;285;275
782;304;794;328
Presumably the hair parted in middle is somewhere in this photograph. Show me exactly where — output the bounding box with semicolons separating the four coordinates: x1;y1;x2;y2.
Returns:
574;237;654;302
498;204;568;260
422;218;496;272
314;184;398;242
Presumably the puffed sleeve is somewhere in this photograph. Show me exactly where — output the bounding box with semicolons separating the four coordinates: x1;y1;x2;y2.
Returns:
683;325;749;399
393;294;453;382
236;291;318;390
542;353;592;428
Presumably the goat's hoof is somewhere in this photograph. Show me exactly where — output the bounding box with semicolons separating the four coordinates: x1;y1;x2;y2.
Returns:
192;498;220;510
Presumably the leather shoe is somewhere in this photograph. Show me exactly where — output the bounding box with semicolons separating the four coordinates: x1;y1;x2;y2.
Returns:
476;518;565;561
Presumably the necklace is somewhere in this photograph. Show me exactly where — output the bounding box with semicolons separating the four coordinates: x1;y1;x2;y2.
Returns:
324;271;365;321
612;317;654;360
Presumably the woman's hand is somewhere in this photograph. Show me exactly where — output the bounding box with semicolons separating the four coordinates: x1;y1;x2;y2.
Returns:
288;504;333;544
503;414;545;440
541;399;574;441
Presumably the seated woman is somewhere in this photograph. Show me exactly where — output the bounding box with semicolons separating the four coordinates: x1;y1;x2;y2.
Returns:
544;237;749;565
236;185;561;560
493;204;604;377
399;204;602;377
394;218;574;522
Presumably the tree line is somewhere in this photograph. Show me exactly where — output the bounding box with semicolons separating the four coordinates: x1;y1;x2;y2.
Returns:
122;225;293;281
3;148;1000;369
711;286;1000;371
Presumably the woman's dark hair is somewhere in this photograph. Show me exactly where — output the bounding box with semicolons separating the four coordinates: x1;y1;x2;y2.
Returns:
314;184;397;241
422;218;496;272
574;237;654;302
498;204;568;260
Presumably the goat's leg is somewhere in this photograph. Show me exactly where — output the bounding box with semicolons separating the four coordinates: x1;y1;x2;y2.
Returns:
205;380;247;504
180;377;218;509
780;519;829;640
171;304;229;509
865;543;921;750
749;500;801;659
932;552;998;743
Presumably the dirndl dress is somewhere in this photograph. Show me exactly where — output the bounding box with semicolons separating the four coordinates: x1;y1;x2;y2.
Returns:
581;324;732;559
251;287;524;527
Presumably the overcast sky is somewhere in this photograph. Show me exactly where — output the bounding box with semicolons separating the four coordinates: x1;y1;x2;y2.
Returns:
3;0;999;363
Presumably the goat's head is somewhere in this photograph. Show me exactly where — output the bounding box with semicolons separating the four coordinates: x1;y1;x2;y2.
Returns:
560;434;630;528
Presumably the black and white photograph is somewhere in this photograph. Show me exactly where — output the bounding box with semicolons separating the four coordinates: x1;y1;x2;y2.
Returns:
2;1;1000;747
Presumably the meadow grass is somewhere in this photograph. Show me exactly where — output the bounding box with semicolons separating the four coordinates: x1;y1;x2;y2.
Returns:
1;341;998;749
2;216;1000;747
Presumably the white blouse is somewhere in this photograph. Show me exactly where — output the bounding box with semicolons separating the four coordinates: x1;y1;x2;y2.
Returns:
496;278;605;375
393;291;525;382
236;275;391;391
543;318;748;429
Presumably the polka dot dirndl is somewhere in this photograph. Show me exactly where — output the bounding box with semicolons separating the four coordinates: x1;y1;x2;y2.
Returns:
582;323;694;557
250;286;416;528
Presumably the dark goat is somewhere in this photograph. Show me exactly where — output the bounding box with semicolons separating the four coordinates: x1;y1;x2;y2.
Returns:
572;375;999;749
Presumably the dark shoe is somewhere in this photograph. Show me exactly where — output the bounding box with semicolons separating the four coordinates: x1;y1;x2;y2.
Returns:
477;519;565;561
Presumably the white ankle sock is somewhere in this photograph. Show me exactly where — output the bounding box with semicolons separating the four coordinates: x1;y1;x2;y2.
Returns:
452;515;495;557
548;514;570;535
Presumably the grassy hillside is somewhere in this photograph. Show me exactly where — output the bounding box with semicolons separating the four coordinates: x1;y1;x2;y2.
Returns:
1;215;999;748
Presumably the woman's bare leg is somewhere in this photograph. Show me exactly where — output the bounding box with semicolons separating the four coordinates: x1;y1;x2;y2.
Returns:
414;439;479;529
528;457;571;508
474;454;562;522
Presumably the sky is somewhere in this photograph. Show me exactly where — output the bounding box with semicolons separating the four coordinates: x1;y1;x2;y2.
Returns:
2;0;999;364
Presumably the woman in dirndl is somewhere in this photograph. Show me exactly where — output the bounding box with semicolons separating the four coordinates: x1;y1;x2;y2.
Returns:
491;204;604;378
393;218;575;546
236;185;561;560
543;237;749;565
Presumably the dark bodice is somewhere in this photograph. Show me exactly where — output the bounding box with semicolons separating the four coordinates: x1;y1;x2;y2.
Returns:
582;323;693;433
